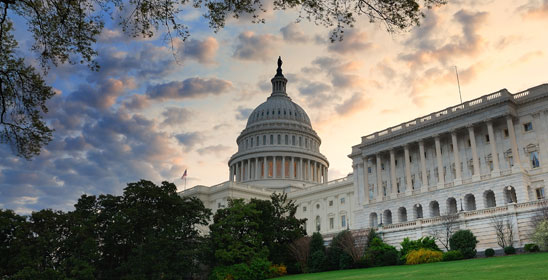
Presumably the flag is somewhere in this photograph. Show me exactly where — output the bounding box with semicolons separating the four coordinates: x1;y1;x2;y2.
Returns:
181;169;187;179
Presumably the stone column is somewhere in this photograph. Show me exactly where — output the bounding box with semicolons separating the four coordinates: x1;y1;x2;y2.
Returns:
247;159;251;181
404;145;412;195
325;166;329;182
507;116;523;172
537;111;548;172
273;157;277;178
354;162;363;205
468;125;481;180
229;165;234;182
435;135;445;187
363;157;370;203
290;157;295;179
299;158;303;180
263;156;268;178
236;162;241;182
282;157;286;178
376;154;383;199
487;120;500;176
390;149;397;199
419;140;428;192
451;131;462;185
255;158;260;180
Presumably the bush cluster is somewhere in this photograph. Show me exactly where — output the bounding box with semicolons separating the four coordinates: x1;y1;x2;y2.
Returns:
209;257;272;280
484;248;495;257
503;246;516;255
533;220;548;251
524;243;540;252
449;230;478;259
442;250;464;261
269;264;287;278
363;237;399;267
400;237;440;263
405;249;443;265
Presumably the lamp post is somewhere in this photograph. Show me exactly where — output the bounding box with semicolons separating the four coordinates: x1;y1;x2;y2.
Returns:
507;186;514;203
460;198;464;212
379;213;383;227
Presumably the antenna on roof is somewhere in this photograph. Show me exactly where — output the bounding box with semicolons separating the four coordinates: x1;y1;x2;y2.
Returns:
453;66;463;104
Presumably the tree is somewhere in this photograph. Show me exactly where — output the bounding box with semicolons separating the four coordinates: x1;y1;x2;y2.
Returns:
490;214;514;249
288;236;311;272
1;0;446;159
431;213;459;251
449;229;478;259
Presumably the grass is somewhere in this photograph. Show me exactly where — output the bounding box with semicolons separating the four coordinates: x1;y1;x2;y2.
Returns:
276;253;548;280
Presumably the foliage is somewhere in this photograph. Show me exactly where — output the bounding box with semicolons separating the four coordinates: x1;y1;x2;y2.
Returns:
308;250;328;273
400;236;440;263
524;243;540;253
209;257;272;280
0;180;211;279
363;237;399;267
0;0;445;159
288;236;311;273
484;248;495;257
449;230;478;259
533;220;548;251
504;246;516;255
309;232;326;255
442;250;464;261
269;264;287;278
405;248;443;265
326;230;354;270
338;230;365;265
366;228;380;247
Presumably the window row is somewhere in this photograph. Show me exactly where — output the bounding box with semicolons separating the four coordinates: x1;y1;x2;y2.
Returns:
239;133;319;152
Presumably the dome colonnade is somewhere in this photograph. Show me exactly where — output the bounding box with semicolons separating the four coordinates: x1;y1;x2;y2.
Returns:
228;57;329;187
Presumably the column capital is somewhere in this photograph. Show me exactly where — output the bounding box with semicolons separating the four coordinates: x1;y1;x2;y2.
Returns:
433;134;440;139
466;123;476;130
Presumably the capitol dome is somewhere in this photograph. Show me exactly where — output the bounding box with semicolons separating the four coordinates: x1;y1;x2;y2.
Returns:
228;57;329;189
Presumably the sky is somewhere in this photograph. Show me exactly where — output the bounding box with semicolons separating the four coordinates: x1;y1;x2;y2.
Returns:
1;0;548;214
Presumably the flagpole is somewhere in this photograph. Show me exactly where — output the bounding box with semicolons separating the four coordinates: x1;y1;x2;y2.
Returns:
453;66;463;104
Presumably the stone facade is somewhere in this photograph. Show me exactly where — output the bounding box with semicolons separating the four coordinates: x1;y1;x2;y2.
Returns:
180;59;548;249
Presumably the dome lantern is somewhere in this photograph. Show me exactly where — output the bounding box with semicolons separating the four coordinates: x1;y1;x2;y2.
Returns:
271;56;288;97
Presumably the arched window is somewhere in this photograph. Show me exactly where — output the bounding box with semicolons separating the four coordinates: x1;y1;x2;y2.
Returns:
414;204;423;219
464;194;476;211
447;197;458;214
370;213;378;227
398;207;407;222
315;216;321;232
484;190;496;208
429;201;440;217
292;135;296;145
383;209;393;225
505;186;517;203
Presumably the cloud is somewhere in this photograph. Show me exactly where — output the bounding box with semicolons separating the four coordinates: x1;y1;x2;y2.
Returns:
235;106;253;121
280;23;309;43
197;144;232;156
233;31;279;61
327;30;372;54
519;0;548;19
146;77;233;101
335;93;371;117
175;132;204;150
161;107;193;127
180;37;219;64
298;81;337;108
68;78;130;110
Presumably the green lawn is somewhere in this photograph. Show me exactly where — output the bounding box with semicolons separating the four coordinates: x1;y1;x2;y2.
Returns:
276;253;548;280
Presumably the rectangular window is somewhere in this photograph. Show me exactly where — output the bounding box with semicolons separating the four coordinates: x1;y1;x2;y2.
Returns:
536;188;545;199
395;159;398;166
341;215;347;228
285;135;288;145
303;206;307;212
409;155;413;162
524;122;533;132
245;139;248;148
292;135;296;145
531;151;540;168
250;138;253;147
263;135;266;145
270;135;274;144
467;139;471;147
256;136;259;146
340;197;345;204
329;200;333;206
305;138;308;148
368;167;372;173
381;163;385;170
450;144;454;152
504;129;509;137
485;134;490;143
299;137;302;146
278;134;281;144
330;217;334;229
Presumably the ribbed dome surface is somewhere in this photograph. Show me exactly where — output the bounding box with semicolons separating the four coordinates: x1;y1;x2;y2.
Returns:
246;95;311;128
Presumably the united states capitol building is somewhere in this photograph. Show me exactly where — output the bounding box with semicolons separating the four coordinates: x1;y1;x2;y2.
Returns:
181;58;548;250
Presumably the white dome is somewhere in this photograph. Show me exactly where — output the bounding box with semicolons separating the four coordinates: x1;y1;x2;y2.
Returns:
228;57;329;188
246;95;311;128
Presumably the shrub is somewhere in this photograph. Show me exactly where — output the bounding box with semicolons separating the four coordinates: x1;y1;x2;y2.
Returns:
442;250;463;261
405;249;443;265
309;232;325;255
363;237;399;267
400;236;440;263
209;257;272;280
326;231;354;270
524;243;540;253
449;230;478;259
504;246;516;255
269;264;287;278
484;248;495;257
533;221;548;251
308;250;327;273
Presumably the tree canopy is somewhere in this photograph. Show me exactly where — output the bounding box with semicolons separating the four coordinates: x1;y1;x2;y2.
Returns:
0;0;446;159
